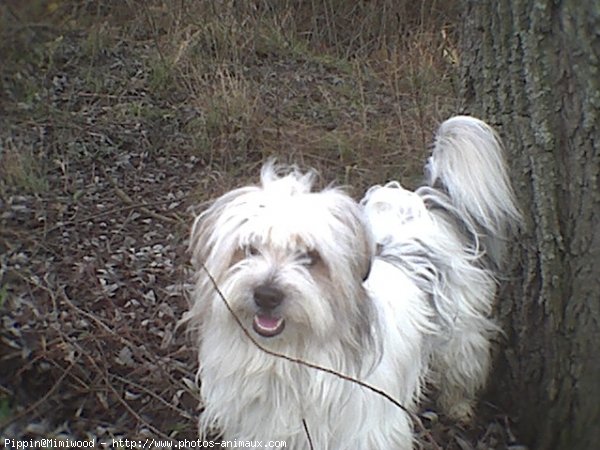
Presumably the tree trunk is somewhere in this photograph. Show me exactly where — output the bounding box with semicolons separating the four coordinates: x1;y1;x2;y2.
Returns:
459;1;600;449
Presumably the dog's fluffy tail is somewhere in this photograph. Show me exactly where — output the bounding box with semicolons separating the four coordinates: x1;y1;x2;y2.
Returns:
421;116;521;266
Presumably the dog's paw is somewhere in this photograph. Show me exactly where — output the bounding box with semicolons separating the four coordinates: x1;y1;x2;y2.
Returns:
446;401;473;424
437;391;475;424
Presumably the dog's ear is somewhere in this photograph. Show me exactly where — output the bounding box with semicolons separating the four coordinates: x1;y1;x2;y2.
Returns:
189;203;219;270
189;187;255;270
349;202;375;283
330;194;375;283
362;260;372;281
356;217;375;282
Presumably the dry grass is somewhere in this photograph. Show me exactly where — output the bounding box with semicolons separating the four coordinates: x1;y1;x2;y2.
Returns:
0;1;516;448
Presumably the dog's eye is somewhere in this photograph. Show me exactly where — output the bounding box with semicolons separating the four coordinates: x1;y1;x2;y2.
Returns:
300;250;320;266
244;245;260;257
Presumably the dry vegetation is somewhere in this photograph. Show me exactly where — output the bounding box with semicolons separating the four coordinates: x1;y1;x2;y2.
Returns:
1;1;518;448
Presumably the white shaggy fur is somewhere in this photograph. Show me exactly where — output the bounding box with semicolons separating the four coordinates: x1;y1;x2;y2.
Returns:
185;116;520;449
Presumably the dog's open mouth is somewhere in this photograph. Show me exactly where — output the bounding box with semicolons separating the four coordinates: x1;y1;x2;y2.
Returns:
253;313;285;337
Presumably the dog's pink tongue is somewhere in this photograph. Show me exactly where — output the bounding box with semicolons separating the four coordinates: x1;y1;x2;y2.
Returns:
253;314;285;337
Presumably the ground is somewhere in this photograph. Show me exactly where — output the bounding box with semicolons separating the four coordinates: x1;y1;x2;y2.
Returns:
1;1;522;448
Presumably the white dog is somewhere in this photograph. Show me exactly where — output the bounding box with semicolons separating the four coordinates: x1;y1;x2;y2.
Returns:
185;116;520;449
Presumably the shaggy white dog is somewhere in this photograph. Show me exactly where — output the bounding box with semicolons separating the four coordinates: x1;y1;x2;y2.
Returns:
185;116;520;449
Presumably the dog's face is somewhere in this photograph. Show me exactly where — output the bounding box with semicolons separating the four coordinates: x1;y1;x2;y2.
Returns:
189;164;375;346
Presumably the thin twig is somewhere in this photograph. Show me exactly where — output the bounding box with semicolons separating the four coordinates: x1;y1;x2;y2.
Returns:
58;287;197;404
103;168;180;224
201;263;412;414
33;196;192;237
110;373;194;420
81;345;174;443
302;418;314;450
0;361;76;430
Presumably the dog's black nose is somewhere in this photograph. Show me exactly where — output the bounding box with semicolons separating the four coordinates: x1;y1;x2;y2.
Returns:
254;285;284;310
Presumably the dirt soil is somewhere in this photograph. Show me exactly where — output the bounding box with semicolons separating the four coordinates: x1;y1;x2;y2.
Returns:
0;2;524;449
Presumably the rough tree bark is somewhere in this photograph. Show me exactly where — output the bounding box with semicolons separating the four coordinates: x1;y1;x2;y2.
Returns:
460;1;600;449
